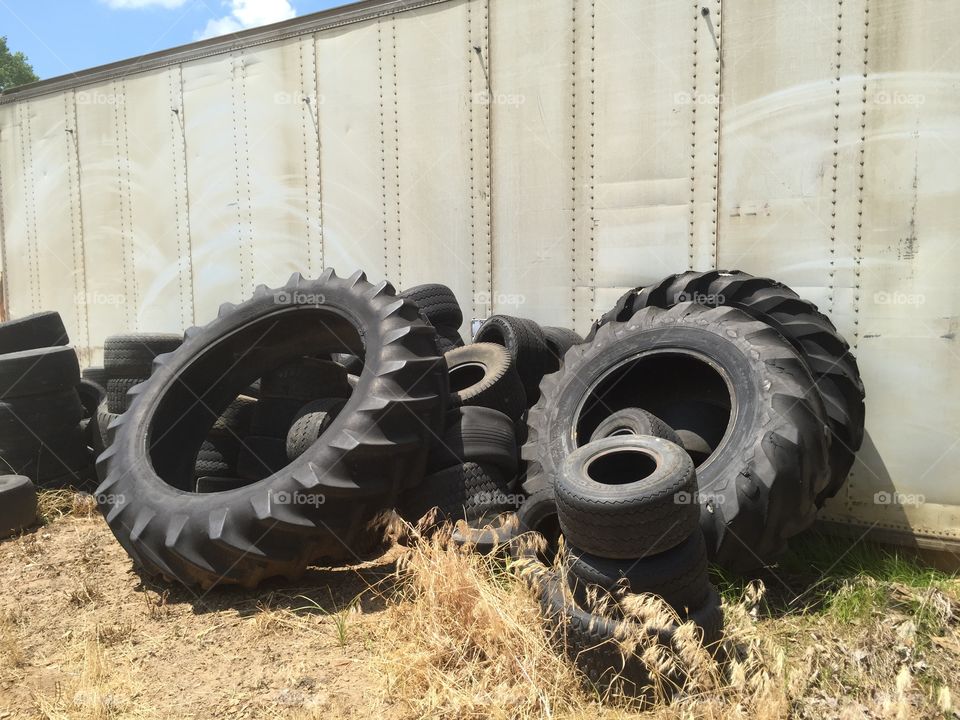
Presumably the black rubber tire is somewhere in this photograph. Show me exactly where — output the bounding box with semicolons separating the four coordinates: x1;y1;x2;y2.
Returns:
77;379;105;420
81;366;109;389
0;312;68;354
589;407;682;446
446;342;526;422
399;462;511;526
474;315;552;404
332;353;363;375
451;512;521;556
103;334;183;379
555;436;698;559
596;270;864;504
106;377;147;414
285;398;346;460
568;530;711;612
95;269;449;588
0;475;37;537
95;400;120;451
524;303;831;571
436;326;464;355
195;435;242;478
0;426;91;481
427;405;519;477
208;395;257;437
195;476;256;494
0;346;81;399
0;390;84;444
259;358;351;401
399;283;463;329
541;326;583;369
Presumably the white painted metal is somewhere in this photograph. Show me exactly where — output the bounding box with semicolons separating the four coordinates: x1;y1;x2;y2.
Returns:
0;0;957;547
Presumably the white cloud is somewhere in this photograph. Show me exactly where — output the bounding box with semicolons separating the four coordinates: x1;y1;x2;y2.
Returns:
102;0;191;8
197;0;296;39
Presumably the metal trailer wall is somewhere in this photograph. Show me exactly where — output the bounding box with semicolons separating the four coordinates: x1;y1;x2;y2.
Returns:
0;0;957;549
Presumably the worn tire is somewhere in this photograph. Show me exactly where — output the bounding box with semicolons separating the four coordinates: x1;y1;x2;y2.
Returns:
541;326;583;369
195;435;242;478
2;426;90;482
598;270;864;504
474;315;552;404
0;390;84;444
285;398;346;460
94;401;120;452
436;326;464;354
568;530;711;612
77;379;105;421
106;377;146;414
209;396;257;437
0;312;68;354
589;407;682;447
0;475;37;537
104;334;183;379
399;462;511;526
0;346;80;399
555;436;698;559
81;366;109;389
427;405;519;477
95;270;449;588
399;283;463;329
524;303;831;571
446;342;526;422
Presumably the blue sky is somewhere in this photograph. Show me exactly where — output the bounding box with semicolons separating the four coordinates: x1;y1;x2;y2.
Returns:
1;0;343;81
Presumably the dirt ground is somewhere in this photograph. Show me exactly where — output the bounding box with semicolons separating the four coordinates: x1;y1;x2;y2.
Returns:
0;512;400;719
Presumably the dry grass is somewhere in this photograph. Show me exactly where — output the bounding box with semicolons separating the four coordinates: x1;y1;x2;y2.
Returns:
36;489;97;524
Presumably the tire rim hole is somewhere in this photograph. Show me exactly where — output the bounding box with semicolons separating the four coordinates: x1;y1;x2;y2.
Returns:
448;362;487;392
585;449;658;486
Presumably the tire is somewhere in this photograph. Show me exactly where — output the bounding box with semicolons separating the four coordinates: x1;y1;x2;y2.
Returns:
332;353;363;375
568;530;711;612
95;400;120;451
81;366;109;389
597;270;864;504
0;475;37;537
451;512;521;556
77;379;105;420
285;398;346;460
95;269;449;588
589;407;682;447
474;315;552;404
259;358;351;401
0;346;81;399
427;406;519;477
446;342;526;422
436;326;464;355
399;462;510;526
541;326;583;369
0;312;68;354
209;395;257;437
399;283;463;329
107;377;147;414
555;436;698;559
195;476;255;494
195;435;242;478
103;334;183;379
524;303;831;571
0;390;84;444
1;426;91;482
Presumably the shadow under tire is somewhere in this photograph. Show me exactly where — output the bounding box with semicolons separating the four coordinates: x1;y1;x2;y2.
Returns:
95;269;449;589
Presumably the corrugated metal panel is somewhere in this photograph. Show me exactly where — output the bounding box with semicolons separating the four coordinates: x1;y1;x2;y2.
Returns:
0;0;958;545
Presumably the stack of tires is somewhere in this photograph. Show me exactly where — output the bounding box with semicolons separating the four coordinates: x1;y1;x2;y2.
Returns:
0;311;94;493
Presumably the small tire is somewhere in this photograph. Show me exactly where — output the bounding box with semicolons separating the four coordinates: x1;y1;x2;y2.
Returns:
106;377;147;414
0;346;81;399
473;315;552;404
0;312;68;354
208;395;257;437
427;406;519;478
285;398;346;460
541;326;583;369
399;283;463;329
589;407;682;447
399;462;510;526
103;334;183;379
195;435;242;478
81;366;109;389
568;530;711;612
0;475;37;537
446;342;526;422
555;436;698;559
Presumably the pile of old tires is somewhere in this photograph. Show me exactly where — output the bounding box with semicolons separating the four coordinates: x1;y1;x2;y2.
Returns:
0;311;103;536
76;266;862;694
